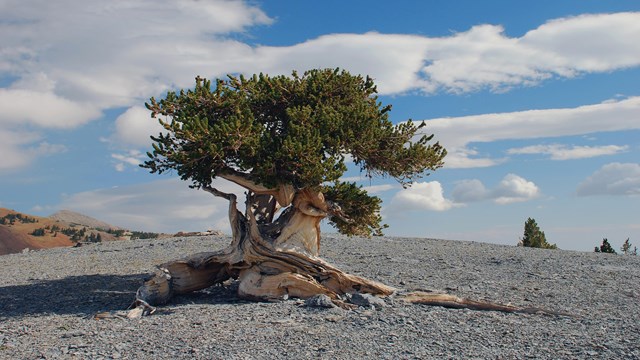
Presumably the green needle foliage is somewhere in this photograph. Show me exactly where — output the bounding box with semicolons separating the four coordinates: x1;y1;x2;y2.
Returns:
594;238;616;254
520;217;557;249
143;69;446;237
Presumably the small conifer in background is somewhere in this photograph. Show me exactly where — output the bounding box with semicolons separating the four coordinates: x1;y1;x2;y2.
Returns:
594;238;616;254
620;238;634;255
519;217;557;249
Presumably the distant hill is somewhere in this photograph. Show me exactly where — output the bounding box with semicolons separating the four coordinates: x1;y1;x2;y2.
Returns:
0;208;134;255
49;210;121;231
1;208;209;256
0;208;75;255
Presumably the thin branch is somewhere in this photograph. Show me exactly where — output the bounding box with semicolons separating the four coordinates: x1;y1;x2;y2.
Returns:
202;185;235;201
218;168;294;207
218;169;275;194
202;185;242;242
326;201;352;223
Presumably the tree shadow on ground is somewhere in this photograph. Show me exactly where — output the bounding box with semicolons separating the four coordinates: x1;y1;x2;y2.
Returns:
0;274;245;319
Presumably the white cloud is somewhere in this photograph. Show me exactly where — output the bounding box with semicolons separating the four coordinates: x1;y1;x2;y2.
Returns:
114;106;166;147
2;5;640;173
249;12;640;95
251;32;431;95
58;177;245;233
520;13;640;73
451;179;488;203
420;12;640;93
577;163;640;196
1;8;638;101
492;174;540;204
507;144;628;160
0;0;272;107
420;96;640;168
0;88;101;128
0;0;271;171
442;147;506;168
388;181;456;212
452;174;540;204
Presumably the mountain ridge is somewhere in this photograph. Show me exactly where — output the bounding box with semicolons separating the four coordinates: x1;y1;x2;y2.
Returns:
49;209;122;231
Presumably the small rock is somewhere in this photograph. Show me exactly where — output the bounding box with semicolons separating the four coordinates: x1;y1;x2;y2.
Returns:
325;314;344;322
350;293;386;310
304;294;336;308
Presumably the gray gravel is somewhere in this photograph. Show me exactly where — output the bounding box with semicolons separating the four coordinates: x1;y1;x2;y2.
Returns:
1;235;639;359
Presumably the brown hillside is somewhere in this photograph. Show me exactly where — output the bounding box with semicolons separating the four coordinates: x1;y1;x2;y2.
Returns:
0;208;118;256
0;226;34;254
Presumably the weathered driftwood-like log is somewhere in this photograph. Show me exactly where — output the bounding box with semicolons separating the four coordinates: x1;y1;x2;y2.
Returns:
399;291;572;316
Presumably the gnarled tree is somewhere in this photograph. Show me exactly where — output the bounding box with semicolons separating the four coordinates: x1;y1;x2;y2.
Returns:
129;68;443;311
126;69;563;317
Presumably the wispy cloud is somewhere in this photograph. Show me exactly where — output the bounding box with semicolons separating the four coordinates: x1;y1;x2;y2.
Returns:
111;150;146;171
419;96;640;168
57;178;245;233
577;162;640;196
0;130;39;171
0;131;67;172
362;184;396;194
507;144;628;160
30;142;67;157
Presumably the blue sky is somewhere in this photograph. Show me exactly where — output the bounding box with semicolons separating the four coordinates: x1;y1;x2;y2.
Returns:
1;1;639;251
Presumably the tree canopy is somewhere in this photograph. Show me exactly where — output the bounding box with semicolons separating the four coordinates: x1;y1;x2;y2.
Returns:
143;69;446;236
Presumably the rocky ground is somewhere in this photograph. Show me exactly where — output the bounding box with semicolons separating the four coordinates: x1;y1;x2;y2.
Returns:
1;235;638;359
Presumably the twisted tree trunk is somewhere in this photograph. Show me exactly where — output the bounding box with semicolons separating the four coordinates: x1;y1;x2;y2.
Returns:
131;180;394;314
